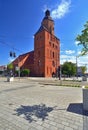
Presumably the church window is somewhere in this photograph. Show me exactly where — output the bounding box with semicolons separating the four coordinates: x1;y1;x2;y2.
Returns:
50;50;52;58
53;43;54;48
53;52;54;58
52;61;55;67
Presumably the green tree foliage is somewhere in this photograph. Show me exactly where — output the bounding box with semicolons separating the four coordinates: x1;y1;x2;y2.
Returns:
7;63;14;70
61;62;76;77
76;21;88;55
81;66;87;74
7;63;14;76
21;69;30;76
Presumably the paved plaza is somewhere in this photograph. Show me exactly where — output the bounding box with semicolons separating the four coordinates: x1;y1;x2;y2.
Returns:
0;77;88;130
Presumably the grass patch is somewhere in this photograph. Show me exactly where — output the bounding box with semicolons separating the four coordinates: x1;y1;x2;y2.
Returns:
59;84;81;87
63;79;81;82
85;86;88;88
42;83;81;88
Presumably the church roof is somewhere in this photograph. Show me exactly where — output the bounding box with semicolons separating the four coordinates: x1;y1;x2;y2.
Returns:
35;25;49;35
12;51;34;66
35;10;54;35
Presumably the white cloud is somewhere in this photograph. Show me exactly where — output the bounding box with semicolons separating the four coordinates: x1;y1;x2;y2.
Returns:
77;51;81;55
60;54;76;64
75;41;80;45
51;0;71;19
65;50;75;54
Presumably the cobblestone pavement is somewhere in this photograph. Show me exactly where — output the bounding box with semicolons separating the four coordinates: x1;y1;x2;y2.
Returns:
0;77;88;130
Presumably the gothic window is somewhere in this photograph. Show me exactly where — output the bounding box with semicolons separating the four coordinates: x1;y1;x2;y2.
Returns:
53;43;54;48
53;52;54;58
52;61;55;67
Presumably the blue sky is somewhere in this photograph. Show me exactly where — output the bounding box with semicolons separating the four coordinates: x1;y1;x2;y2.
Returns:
0;0;88;71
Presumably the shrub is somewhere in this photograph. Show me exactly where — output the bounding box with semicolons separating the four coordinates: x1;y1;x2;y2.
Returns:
21;69;30;77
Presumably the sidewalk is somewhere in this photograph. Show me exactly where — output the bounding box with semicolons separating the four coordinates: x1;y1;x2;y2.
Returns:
0;77;88;130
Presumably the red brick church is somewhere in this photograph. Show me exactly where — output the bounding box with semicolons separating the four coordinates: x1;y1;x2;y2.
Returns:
12;10;60;77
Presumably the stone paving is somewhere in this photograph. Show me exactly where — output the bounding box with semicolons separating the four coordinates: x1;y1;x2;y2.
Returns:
0;77;88;130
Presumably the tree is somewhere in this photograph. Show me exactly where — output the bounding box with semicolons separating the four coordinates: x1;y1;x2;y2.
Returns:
81;66;87;74
7;63;14;70
76;21;88;55
21;69;30;77
61;62;76;77
7;63;14;76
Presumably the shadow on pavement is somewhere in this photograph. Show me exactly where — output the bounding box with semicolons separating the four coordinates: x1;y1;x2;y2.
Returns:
67;103;88;116
14;104;55;122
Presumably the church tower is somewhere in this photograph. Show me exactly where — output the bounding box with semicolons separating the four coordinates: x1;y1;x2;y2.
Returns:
41;10;54;35
34;10;60;77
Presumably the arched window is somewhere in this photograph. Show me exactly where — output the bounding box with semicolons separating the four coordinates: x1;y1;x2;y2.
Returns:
53;52;54;58
52;61;55;67
53;44;54;48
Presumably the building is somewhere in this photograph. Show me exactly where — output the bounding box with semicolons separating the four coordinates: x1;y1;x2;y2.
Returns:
12;10;60;77
0;65;7;76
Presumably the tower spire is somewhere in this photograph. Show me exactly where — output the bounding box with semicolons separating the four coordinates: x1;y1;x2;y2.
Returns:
45;10;50;17
41;10;54;34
